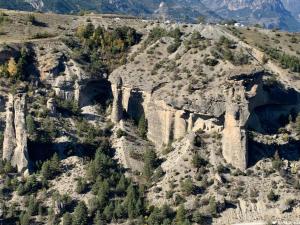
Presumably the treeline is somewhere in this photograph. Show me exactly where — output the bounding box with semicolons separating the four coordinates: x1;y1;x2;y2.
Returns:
260;46;300;73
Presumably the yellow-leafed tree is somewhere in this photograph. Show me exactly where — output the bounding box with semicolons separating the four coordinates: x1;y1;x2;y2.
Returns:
7;57;17;76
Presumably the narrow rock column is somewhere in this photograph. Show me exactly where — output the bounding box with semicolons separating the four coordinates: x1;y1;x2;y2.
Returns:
111;77;123;123
13;94;29;172
222;88;249;170
2;93;29;173
2;95;16;161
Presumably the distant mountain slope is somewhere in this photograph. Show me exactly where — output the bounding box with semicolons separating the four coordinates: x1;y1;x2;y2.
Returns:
201;0;300;31
0;0;299;31
281;0;300;22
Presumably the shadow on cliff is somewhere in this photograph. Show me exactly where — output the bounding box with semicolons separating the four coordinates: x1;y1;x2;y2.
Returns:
127;91;145;123
247;82;299;135
79;79;113;109
246;79;300;167
28;140;103;168
28;135;121;173
248;138;300;167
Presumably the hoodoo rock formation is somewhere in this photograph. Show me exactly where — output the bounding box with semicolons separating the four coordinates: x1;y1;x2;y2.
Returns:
2;93;29;173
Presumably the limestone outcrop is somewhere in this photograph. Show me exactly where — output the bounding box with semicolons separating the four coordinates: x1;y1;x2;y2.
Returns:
110;76;223;148
111;77;124;123
222;86;249;170
111;68;300;170
2;93;29;173
222;70;300;169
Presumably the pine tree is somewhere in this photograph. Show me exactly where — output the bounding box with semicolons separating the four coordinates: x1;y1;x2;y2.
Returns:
208;197;217;217
124;184;138;219
143;149;157;181
103;202;114;222
63;212;72;225
116;175;127;195
180;178;195;196
138;113;147;138
20;212;30;225
93;210;106;225
114;201;125;219
75;177;87;194
191;154;207;169
41;153;61;180
72;202;88;225
175;205;186;224
27;196;38;216
26;114;36;138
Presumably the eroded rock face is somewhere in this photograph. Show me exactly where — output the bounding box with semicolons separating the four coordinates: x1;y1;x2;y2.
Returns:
110;77;223;148
2;93;29;173
222;87;249;170
222;70;300;169
111;68;300;170
111;77;124;123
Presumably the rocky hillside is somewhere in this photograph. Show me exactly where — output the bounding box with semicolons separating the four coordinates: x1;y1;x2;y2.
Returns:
0;9;300;225
0;0;299;31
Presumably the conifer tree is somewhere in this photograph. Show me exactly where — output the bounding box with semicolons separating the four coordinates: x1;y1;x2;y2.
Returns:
72;202;88;225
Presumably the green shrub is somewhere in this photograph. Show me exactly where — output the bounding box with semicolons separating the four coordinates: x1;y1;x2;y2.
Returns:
20;212;30;225
204;58;219;66
40;153;61;180
167;42;180;54
191;154;208;169
295;114;300;134
267;190;279;202
116;129;127;138
31;32;56;39
192;211;205;224
208;197;218;217
17;175;40;196
129;150;144;161
180;178;196;196
75;177;88;194
63;212;72;225
261;46;300;72
27;14;36;24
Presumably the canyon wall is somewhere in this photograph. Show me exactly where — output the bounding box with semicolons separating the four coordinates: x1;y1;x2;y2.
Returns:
111;77;223;149
111;71;300;170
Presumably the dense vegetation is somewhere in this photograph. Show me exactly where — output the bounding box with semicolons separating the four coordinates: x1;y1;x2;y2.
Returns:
144;27;183;54
211;36;250;66
0;47;36;82
63;22;141;75
260;46;300;72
